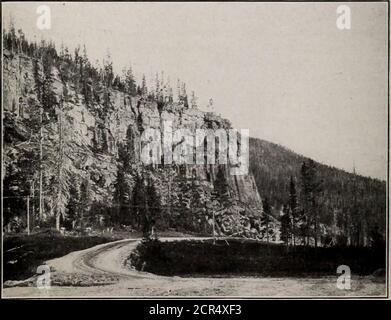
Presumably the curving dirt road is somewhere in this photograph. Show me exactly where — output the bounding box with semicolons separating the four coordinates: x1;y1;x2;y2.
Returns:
2;238;387;298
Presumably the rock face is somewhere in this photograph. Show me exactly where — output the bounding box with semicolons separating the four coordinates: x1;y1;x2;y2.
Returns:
3;52;265;238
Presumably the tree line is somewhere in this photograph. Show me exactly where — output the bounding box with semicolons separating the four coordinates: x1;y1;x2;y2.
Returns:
3;24;198;113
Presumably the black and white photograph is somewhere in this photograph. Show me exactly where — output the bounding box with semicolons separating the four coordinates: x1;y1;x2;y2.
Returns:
1;1;389;300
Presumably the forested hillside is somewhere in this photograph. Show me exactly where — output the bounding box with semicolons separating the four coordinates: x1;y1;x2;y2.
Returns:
249;138;386;246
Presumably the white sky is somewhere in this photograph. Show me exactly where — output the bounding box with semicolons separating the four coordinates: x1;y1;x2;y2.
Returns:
2;2;388;180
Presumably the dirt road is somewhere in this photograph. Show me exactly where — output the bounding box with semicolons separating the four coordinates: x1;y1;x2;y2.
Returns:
2;238;386;298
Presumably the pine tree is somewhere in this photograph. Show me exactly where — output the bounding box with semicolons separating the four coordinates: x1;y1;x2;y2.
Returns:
7;18;17;53
65;181;80;230
145;177;161;238
167;82;174;103
79;176;91;231
55;96;70;231
2;150;38;230
32;50;67;228
190;91;197;108
131;174;161;239
280;204;291;245
288;176;299;246
123;65;137;96
40;49;58;119
102;51;114;88
181;82;188;108
176;79;181;102
131;174;146;230
155;72;160;98
261;197;274;242
113;75;123;90
141;74;147;96
300;160;322;246
368;224;384;249
113;143;131;225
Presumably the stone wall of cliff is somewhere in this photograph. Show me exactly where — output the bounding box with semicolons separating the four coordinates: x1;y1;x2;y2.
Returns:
3;51;265;238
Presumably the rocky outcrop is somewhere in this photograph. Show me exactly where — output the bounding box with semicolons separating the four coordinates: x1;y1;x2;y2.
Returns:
3;52;265;238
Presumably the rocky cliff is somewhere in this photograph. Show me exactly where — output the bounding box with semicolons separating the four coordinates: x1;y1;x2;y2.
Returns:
3;51;265;238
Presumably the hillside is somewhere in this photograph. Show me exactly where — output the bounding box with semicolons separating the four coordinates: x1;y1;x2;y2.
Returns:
249;137;386;245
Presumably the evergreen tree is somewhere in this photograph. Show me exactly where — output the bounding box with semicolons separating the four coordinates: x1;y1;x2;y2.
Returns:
131;173;161;238
176;78;181;102
123;65;137;96
300;160;322;246
65;181;80;230
181;82;189;108
145;177;161;238
113;75;123;90
261;197;274;242
155;72;160;98
102;51;114;88
190;91;197;108
3;150;37;230
141;74;147;96
54;95;72;231
280;204;291;245
288;176;299;246
79;176;91;231
131;173;146;230
113;143;131;225
368;224;384;249
32;49;69;229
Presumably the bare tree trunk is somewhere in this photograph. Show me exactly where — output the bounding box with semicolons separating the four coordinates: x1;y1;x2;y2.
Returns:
39;109;43;221
56;214;60;231
31;180;35;229
56;99;63;231
26;195;30;235
314;215;318;248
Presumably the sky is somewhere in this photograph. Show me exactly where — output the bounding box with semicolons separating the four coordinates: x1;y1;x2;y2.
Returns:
2;2;388;180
